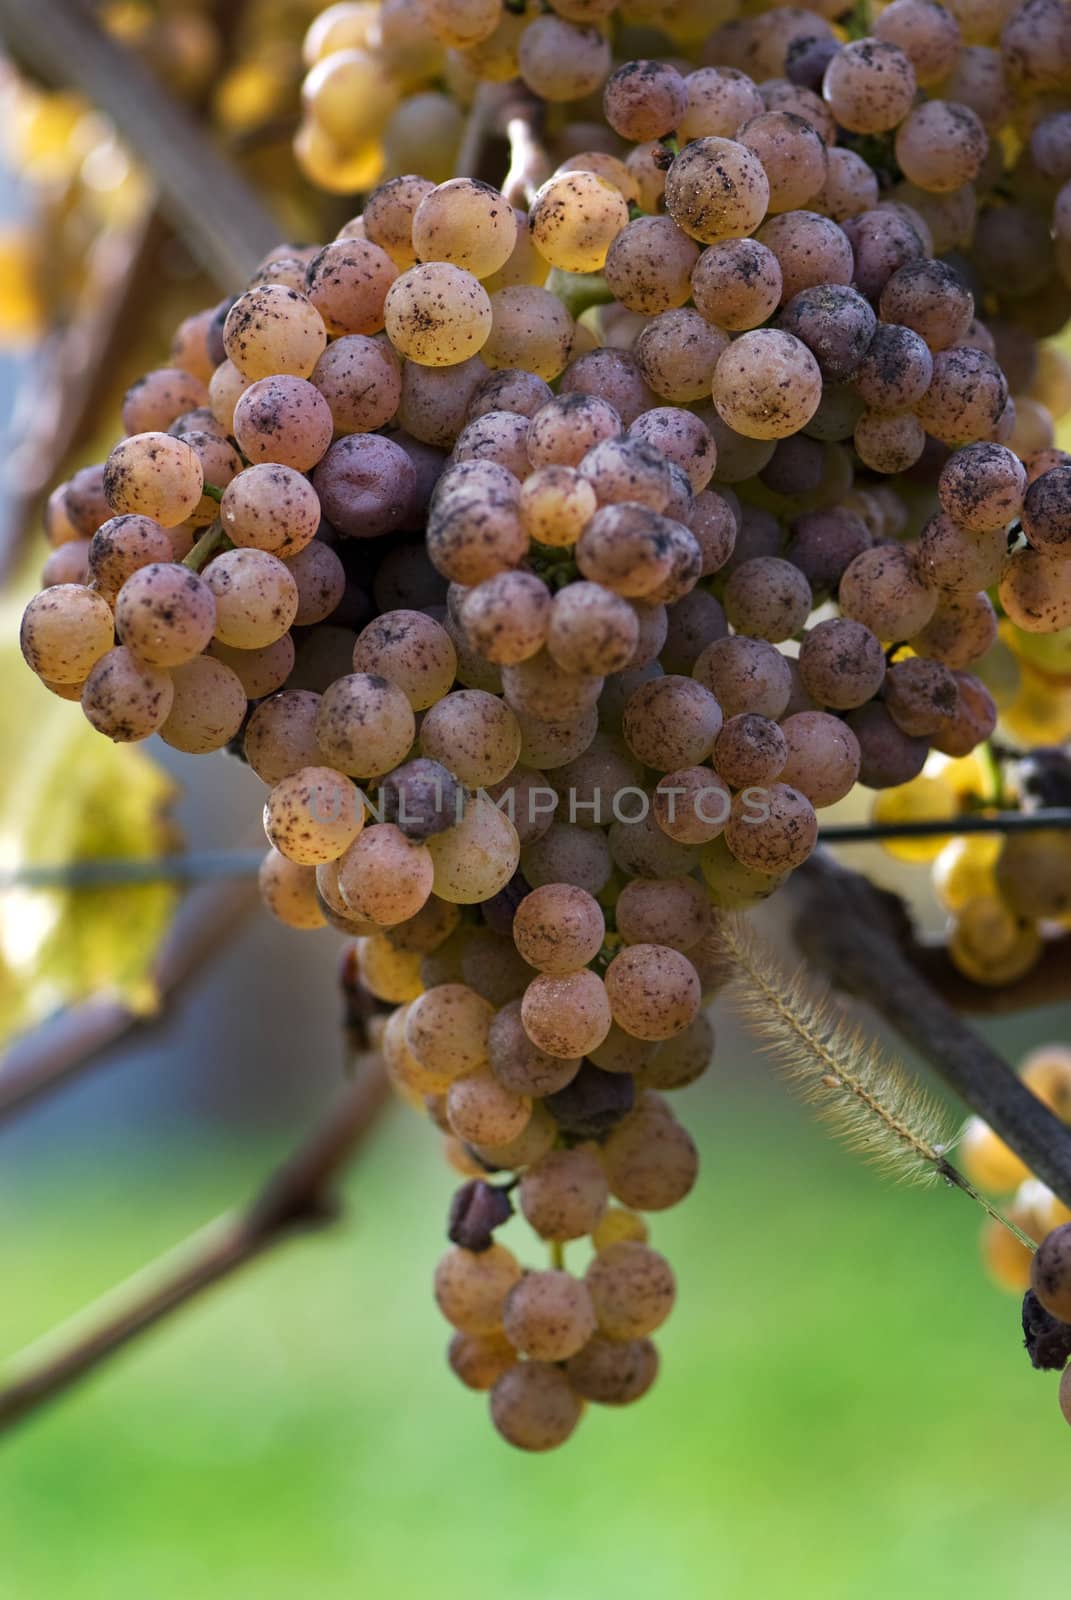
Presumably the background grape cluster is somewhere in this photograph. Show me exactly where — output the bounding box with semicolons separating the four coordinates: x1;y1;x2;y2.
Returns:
17;0;1071;1449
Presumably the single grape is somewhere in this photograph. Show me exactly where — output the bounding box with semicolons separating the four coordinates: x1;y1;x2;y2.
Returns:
604;944;701;1041
202;548;298;648
80;646;174;742
244;690;324;786
113;563;215;668
489;1361;583;1452
258;849;324;932
434;1242;522;1334
352;610;456;710
664;137;771;245
529;171;630;274
385;262;493;367
712;329;823;441
1031;1225;1071;1323
103;432;204;527
598;1100;697;1209
426;793;521;903
159;656;247;753
263;765;363;866
20;584;115;684
521;969;612;1058
502;1270;596;1362
319;669;420;792
566;1334;659;1407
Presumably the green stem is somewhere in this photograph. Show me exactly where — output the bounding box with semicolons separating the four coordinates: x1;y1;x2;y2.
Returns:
182;522;232;573
549;1240;565;1270
977;742;1008;810
938;1160;1038;1252
201;482;224;503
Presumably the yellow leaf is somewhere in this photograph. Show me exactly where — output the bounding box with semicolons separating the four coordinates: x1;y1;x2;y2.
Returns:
0;572;179;1048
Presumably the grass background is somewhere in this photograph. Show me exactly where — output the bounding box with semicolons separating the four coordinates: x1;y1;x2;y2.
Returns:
1;1075;1068;1600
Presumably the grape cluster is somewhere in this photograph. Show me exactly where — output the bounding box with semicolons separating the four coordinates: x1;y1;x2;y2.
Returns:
21;1;1071;1447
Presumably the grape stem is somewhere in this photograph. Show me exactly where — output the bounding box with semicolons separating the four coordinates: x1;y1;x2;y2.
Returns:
935;1160;1039;1252
549;1241;565;1270
453;82;547;207
182;522;233;573
0;1059;392;1436
792;851;1071;1211
502;96;549;208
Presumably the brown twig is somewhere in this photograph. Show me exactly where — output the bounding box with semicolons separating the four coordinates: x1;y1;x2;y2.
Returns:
792;850;1071;1210
906;937;1071;1016
454;81;548;205
0;207;163;582
0;1058;392;1436
0;0;278;287
0;880;257;1128
501;90;549;208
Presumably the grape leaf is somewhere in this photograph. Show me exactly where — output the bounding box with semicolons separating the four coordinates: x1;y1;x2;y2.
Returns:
0;577;179;1048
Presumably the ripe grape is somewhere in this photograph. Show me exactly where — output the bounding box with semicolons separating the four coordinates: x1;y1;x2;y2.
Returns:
566;1334;659;1406
502;1270;596;1362
692;635;790;721
635;308;731;405
434;1243;521;1334
20;585;115;685
845;702;929;789
313;435;418;539
234;383;331;477
426;793;521;903
585;1240;676;1338
713;329;823;441
798;618;885;709
80;646;174;742
311;335;401;434
516;14;610;101
604;217;700;316
448;1330;516;1392
521;968;611;1057
738;109;828;213
104;432;204;527
244;690;324;786
258;849;325;932
529;171;629;274
713;713;788;788
159;656;247;754
204;549;299;649
385;262;492;366
822;39;918;134
623;674;723;770
489;1361;583;1452
895;100;988;194
481;285;575;381
724;556;812;642
286;544;346;628
604;944;701;1041
1031;1225;1071;1322
519;1146;609;1241
512;883;604;975
264;766;363;866
112;563;215;667
223;284;326;379
665;137;771;245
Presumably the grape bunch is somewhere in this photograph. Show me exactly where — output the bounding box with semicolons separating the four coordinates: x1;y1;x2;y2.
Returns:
20;0;1071;1447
